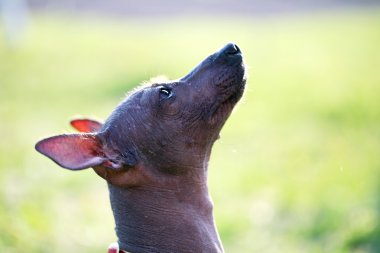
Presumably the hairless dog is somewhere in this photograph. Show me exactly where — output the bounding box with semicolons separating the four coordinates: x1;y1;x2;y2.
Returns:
36;43;246;253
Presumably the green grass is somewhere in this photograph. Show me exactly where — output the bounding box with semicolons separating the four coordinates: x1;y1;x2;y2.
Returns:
1;9;380;253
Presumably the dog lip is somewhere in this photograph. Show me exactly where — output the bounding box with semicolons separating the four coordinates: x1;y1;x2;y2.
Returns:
224;78;246;103
209;73;246;122
223;50;243;66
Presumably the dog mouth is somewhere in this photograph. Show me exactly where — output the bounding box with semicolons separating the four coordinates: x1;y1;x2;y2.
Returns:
220;68;246;103
208;67;246;125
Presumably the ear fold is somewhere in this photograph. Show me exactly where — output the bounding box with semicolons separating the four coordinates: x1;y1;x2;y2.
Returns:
70;118;103;133
35;133;121;170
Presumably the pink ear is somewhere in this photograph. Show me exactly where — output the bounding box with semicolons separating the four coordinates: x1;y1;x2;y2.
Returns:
70;118;103;133
35;134;106;170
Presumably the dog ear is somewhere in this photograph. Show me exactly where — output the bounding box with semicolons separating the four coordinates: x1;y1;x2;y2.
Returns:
36;133;142;187
70;118;103;133
35;133;123;170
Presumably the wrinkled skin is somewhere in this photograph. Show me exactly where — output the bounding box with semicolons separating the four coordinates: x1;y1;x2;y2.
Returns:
36;43;246;253
98;43;245;178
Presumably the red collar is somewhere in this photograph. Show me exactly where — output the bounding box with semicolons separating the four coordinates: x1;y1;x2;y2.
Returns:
108;242;129;253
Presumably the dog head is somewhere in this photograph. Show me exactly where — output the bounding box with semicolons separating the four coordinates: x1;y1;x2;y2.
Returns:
36;43;246;187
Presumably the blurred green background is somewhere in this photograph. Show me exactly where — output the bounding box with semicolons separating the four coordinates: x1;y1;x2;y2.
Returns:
1;1;380;252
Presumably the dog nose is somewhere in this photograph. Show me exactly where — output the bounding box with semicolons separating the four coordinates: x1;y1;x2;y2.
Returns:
223;43;241;55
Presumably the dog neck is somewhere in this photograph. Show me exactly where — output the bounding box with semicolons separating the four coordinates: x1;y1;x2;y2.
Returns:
107;166;224;253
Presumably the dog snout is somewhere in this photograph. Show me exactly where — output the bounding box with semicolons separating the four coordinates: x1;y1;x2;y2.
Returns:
222;43;241;55
215;43;243;65
180;43;244;82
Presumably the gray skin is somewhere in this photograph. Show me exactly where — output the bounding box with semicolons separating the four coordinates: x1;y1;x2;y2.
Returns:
36;43;246;253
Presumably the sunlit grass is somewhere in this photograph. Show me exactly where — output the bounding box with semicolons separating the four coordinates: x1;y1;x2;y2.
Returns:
1;9;380;253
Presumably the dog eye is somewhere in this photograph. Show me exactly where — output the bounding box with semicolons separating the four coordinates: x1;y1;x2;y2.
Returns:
159;87;173;99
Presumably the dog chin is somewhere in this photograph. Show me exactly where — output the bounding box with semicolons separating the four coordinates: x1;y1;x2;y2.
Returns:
208;82;245;126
